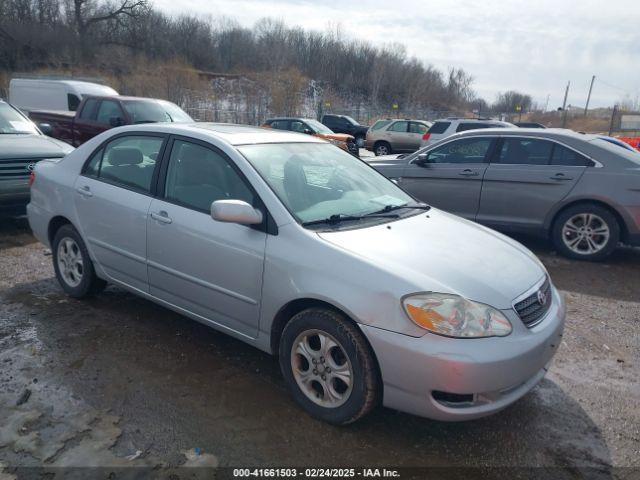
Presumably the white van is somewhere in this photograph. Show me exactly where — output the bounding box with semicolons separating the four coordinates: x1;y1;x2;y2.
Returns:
9;79;119;113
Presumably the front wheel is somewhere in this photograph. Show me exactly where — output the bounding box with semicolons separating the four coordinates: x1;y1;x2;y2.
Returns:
552;204;620;261
279;308;380;425
52;224;106;298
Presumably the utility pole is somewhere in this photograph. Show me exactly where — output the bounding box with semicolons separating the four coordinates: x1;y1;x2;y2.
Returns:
561;81;570;128
584;75;595;116
544;94;550;112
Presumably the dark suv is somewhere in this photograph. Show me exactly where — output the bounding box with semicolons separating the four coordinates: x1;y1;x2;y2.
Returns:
321;114;369;147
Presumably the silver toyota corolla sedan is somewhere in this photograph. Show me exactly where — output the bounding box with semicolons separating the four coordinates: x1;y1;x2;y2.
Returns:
27;123;565;424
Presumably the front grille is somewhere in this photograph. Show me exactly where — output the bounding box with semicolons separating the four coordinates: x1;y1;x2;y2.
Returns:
514;277;552;328
0;158;49;179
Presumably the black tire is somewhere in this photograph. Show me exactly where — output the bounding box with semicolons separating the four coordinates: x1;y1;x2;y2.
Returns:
279;308;380;425
374;141;392;156
52;224;106;298
552;203;620;261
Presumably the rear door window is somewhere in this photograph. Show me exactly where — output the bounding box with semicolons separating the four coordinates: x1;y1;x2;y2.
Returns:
427;122;450;134
497;138;553;165
88;135;164;192
551;144;592;166
290;120;308;133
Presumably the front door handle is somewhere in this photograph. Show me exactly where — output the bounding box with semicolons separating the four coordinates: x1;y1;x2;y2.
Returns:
458;169;479;177
150;211;172;224
76;185;93;197
550;173;573;181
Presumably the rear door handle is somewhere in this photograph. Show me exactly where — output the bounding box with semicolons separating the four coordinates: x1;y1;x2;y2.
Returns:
459;169;479;177
550;173;573;181
150;211;172;224
76;185;93;197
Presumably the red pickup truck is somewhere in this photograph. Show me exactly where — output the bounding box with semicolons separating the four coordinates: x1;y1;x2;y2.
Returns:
29;96;193;146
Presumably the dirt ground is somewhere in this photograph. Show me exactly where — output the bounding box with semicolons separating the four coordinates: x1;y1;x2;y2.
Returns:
0;216;638;478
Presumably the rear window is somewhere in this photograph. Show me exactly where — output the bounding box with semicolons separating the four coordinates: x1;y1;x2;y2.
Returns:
456;122;493;132
79;99;99;120
428;122;450;134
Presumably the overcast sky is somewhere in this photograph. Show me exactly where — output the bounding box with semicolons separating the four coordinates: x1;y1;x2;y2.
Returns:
154;0;640;109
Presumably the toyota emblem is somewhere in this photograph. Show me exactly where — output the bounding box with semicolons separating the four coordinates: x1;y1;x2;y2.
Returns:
26;162;36;172
537;289;547;306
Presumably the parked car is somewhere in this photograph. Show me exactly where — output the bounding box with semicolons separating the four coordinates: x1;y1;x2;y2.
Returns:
421;118;515;147
365;119;432;156
597;135;639;153
0;100;74;215
29;96;193;147
27;123;565;425
515;122;546;128
262;117;359;157
321;114;369;147
370;128;640;261
9;78;118;113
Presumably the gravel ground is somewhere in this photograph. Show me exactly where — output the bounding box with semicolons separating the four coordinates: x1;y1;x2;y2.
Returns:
0;216;638;478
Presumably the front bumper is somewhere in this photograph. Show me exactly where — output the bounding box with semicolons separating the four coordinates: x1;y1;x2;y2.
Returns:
360;286;566;421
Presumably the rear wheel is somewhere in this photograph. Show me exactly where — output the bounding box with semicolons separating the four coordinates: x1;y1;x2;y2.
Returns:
279;308;380;425
552;204;620;261
374;142;392;156
52;224;106;298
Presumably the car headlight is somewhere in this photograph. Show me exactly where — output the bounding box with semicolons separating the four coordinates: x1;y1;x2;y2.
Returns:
402;293;512;338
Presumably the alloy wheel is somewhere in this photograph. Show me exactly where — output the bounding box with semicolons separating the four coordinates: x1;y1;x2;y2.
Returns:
561;213;610;255
376;145;389;156
290;329;354;408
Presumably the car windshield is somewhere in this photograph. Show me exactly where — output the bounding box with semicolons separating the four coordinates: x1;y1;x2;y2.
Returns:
122;100;193;124
238;143;415;226
0;102;39;134
305;119;333;134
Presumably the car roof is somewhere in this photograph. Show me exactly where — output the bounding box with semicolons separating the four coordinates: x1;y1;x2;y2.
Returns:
114;122;325;146
450;127;600;141
265;117;315;122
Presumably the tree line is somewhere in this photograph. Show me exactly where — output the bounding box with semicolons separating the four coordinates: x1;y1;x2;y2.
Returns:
0;0;532;116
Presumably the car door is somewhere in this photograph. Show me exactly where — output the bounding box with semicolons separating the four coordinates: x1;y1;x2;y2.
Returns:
146;137;267;338
477;137;588;230
74;133;166;292
399;136;495;220
72;98;103;146
408;122;428;151
385;121;411;151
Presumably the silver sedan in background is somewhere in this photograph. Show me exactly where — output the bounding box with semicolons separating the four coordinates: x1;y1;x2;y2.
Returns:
369;128;640;261
28;123;564;424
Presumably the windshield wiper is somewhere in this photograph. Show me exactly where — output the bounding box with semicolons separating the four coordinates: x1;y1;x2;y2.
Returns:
373;203;431;214
302;212;400;227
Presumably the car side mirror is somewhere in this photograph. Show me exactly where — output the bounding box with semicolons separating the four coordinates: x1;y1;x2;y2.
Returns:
211;200;263;225
414;153;432;166
109;116;124;127
38;123;53;136
303;128;313;135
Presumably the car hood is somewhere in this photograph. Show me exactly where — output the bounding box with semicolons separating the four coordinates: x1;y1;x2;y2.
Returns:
0;134;73;159
316;133;354;142
317;209;545;309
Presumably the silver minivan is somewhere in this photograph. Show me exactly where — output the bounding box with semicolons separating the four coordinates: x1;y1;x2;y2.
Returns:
28;123;565;424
